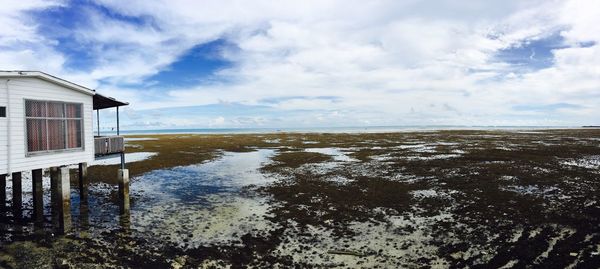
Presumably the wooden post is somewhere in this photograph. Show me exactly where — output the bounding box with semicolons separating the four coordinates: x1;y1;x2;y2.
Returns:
116;106;120;135
0;174;5;212
32;169;44;226
97;109;100;136
118;169;130;214
11;172;22;220
117;106;126;171
79;202;90;231
51;167;71;234
50;167;59;227
78;162;90;231
78;163;88;204
120;152;126;170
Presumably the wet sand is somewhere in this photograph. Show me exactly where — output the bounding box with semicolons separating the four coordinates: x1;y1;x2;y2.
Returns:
0;129;599;268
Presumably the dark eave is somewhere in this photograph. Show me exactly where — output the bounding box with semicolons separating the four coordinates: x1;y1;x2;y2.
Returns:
93;93;129;110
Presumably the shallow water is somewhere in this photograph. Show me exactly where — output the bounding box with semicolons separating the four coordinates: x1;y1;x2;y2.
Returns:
0;149;278;267
124;137;159;142
120;149;275;232
91;152;158;166
126;149;278;248
304;148;356;162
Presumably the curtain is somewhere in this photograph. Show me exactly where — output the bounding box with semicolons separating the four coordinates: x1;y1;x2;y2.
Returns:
66;103;82;148
27;119;47;152
67;120;82;148
47;119;66;150
26;100;46;117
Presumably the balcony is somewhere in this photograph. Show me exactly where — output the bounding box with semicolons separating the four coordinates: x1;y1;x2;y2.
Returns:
94;136;125;156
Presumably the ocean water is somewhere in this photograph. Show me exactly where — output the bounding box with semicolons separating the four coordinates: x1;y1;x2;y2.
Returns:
97;125;577;136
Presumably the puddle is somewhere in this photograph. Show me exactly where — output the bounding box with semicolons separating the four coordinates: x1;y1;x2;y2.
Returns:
134;150;276;200
304;148;356;162
394;144;438;153
401;154;462;161
561;155;600;170
123;150;277;245
124;137;159;142
133;195;277;249
55;149;274;253
500;185;560;196
411;189;439;198
91;152;158;166
273;212;454;268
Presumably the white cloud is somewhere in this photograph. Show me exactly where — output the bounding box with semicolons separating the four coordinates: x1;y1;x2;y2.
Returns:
209;116;226;127
3;0;600;127
0;0;67;74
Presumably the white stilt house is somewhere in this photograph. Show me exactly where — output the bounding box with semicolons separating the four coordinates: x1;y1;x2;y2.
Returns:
0;71;129;233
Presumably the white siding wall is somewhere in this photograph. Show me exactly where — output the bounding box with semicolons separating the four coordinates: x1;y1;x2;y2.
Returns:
0;82;7;174
0;78;94;175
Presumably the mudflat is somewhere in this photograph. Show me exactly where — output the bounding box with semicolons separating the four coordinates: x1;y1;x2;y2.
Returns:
1;129;599;268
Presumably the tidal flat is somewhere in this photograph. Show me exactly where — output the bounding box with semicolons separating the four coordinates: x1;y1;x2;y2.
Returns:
0;129;599;268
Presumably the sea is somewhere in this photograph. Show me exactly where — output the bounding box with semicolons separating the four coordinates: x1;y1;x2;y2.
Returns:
96;125;581;136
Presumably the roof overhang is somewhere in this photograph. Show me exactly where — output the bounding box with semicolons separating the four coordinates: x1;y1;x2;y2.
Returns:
0;70;95;96
93;93;129;110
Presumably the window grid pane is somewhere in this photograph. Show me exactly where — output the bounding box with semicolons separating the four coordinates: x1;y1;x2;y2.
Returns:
66;103;82;118
27;119;48;152
47;102;65;118
47;119;66;150
67;119;82;148
26;100;47;117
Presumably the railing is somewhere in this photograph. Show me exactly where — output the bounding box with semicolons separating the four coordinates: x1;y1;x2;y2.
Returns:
94;136;125;156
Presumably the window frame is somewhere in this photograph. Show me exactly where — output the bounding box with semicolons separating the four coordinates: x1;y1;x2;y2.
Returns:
24;99;85;156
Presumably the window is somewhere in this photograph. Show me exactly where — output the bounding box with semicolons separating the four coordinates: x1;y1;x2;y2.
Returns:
25;100;83;154
0;106;5;117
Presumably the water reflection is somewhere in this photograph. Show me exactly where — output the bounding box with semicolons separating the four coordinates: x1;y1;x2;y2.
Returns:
305;147;357;162
135;149;276;204
91;152;157;166
129;149;277;248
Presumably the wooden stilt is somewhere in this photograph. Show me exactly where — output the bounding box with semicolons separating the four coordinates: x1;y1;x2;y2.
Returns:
78;162;90;231
51;167;71;234
78;162;88;204
119;211;131;233
0;174;6;212
11;172;22;220
118;169;130;215
79;202;89;231
50;167;59;228
32;169;44;226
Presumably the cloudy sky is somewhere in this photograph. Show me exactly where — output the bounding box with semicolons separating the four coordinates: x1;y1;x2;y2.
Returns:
2;0;599;129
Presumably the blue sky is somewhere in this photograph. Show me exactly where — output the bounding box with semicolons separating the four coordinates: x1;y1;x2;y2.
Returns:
1;0;599;129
